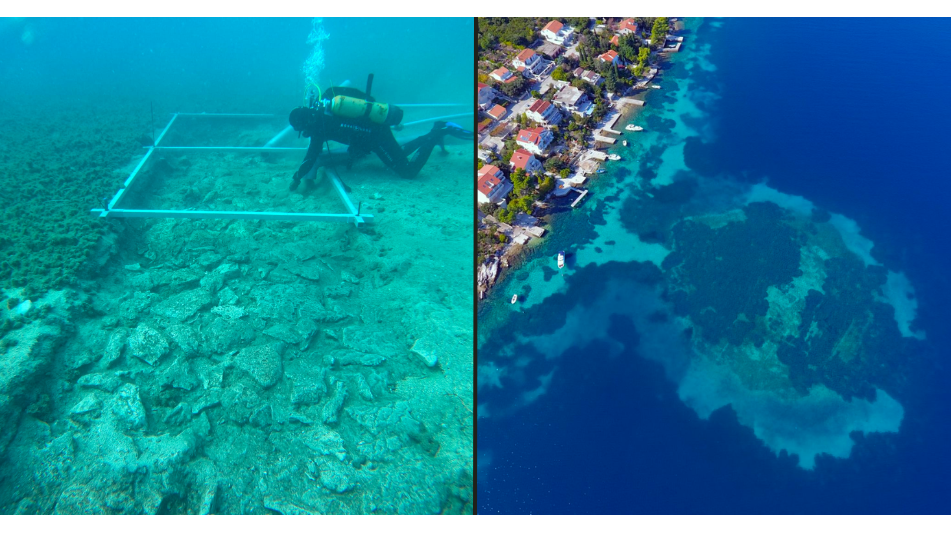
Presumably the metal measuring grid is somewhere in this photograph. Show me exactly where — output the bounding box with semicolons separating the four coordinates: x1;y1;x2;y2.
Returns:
92;112;371;226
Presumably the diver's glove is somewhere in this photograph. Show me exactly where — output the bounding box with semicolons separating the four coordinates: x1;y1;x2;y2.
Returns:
432;121;474;140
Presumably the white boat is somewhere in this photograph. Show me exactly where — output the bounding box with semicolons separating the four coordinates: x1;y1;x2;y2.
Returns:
558;251;565;269
608;154;621;161
651;84;661;89
511;294;518;304
622;140;628;146
625;124;644;132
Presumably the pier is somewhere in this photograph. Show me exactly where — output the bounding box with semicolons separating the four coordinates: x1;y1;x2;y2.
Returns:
570;188;589;208
617;97;646;107
593;134;617;145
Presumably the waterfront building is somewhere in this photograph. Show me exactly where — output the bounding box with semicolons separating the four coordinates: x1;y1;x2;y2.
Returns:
509;148;544;176
478;165;514;205
515;126;554;154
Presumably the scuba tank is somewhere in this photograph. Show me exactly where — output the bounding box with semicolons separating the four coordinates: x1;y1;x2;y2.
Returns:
328;95;403;126
320;74;404;127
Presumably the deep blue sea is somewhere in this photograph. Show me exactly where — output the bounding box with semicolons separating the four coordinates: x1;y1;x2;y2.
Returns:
477;18;951;514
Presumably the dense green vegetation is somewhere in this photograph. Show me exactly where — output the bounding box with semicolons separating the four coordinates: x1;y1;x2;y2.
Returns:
650;17;669;48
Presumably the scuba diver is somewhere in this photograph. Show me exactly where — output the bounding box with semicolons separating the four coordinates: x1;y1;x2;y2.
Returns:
287;74;472;191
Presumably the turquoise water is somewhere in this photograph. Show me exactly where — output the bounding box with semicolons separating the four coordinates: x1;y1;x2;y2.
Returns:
0;18;473;514
477;18;949;513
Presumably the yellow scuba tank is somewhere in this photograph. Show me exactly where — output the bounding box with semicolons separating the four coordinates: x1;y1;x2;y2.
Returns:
329;95;403;127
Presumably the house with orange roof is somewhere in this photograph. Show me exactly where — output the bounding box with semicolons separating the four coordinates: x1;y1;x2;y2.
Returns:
618;18;639;35
490;67;518;84
509;149;544;176
486;104;507;122
541;20;574;46
515;126;554;154
478;165;513;205
598;50;620;65
513;49;544;76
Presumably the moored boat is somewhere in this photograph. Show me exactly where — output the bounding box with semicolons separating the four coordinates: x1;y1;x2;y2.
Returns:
558;251;565;269
625;124;644;132
511;294;518;304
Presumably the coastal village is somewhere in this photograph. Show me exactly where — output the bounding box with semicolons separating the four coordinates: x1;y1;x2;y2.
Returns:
476;17;682;299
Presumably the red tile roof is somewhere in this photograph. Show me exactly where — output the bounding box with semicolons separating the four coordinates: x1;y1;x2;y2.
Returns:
528;100;551;114
478;82;488;91
620;18;638;33
478;165;506;196
517;127;543;145
610;34;619;46
487;104;507;120
516;49;536;62
510;149;536;170
599;50;619;62
543;20;564;34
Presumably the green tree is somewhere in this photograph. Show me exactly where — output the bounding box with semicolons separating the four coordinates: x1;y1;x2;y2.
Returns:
605;66;617;93
650;17;669;48
551;66;568;81
559;168;571;179
510;167;531;196
538;175;556;195
497;208;515;224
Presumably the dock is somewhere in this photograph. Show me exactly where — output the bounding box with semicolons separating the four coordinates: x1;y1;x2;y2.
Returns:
593;134;616;145
617;97;645;107
587;150;608;161
570;188;589;208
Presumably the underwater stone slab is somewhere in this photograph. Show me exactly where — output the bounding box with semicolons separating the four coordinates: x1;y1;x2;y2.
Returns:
160;359;200;391
321;381;348;424
330;349;386;367
77;372;122;393
166;324;199;355
304;426;347;461
342;327;401;359
102;328;128;368
211;305;247;320
110;383;147;432
128;324;169;366
159;268;204;291
410;337;440;368
285;263;321;281
234;343;284;389
69;393;103;421
263;323;302;344
317;458;356;494
153;289;212;321
292;383;326;406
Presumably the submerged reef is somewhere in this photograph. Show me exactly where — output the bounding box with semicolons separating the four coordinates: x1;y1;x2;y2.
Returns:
660;193;920;404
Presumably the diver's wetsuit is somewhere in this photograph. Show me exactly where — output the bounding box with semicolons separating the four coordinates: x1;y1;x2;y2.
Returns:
289;86;471;190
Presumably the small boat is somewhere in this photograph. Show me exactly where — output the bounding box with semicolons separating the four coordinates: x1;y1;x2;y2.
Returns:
511;294;518;304
622;140;628;146
651;84;661;89
625;124;644;132
608;154;621;161
557;251;565;269
597;169;605;174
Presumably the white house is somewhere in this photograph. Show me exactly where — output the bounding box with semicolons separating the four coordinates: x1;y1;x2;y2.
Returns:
526;99;559;124
541;20;574;46
515;126;554;154
490;67;517;84
509;149;544;175
618;18;639;35
513;49;544;76
572;68;603;86
553;85;592;115
478;82;497;110
478;165;513;205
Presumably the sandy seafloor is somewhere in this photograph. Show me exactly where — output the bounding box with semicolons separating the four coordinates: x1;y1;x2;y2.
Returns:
0;18;473;514
477;18;950;514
